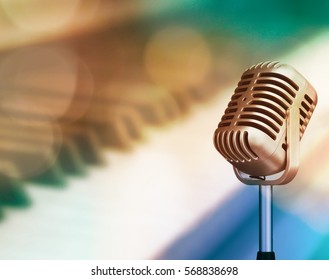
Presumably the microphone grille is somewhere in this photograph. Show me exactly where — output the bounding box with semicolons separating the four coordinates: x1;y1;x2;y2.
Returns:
215;61;317;163
299;93;316;138
214;130;258;163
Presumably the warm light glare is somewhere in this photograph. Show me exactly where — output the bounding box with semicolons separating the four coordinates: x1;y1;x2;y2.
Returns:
0;0;80;33
144;27;211;91
0;47;79;122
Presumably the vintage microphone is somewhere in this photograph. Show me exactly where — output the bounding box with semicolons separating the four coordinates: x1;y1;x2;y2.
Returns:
213;61;317;260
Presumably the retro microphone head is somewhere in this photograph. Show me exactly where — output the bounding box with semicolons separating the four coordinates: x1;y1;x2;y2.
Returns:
214;61;317;185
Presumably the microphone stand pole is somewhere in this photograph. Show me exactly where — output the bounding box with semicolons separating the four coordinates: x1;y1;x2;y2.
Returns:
257;184;275;260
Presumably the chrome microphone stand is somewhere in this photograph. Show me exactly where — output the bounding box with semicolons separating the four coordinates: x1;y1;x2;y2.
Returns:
257;184;275;260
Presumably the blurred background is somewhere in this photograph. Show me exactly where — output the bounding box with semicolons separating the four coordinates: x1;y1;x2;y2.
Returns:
0;0;329;259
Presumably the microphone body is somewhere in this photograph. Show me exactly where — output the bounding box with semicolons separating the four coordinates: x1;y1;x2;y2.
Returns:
214;61;317;183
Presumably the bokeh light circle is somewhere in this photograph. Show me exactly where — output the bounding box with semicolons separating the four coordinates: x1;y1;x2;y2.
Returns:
0;47;79;122
144;27;211;91
0;0;80;33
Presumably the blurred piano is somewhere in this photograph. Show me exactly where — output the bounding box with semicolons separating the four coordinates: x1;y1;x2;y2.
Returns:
0;0;250;259
1;0;329;260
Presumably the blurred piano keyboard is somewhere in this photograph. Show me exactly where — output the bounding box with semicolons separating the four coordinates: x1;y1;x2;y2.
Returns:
0;0;329;260
0;0;251;259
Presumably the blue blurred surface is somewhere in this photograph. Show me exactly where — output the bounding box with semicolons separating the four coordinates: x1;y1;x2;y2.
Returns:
159;187;327;260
